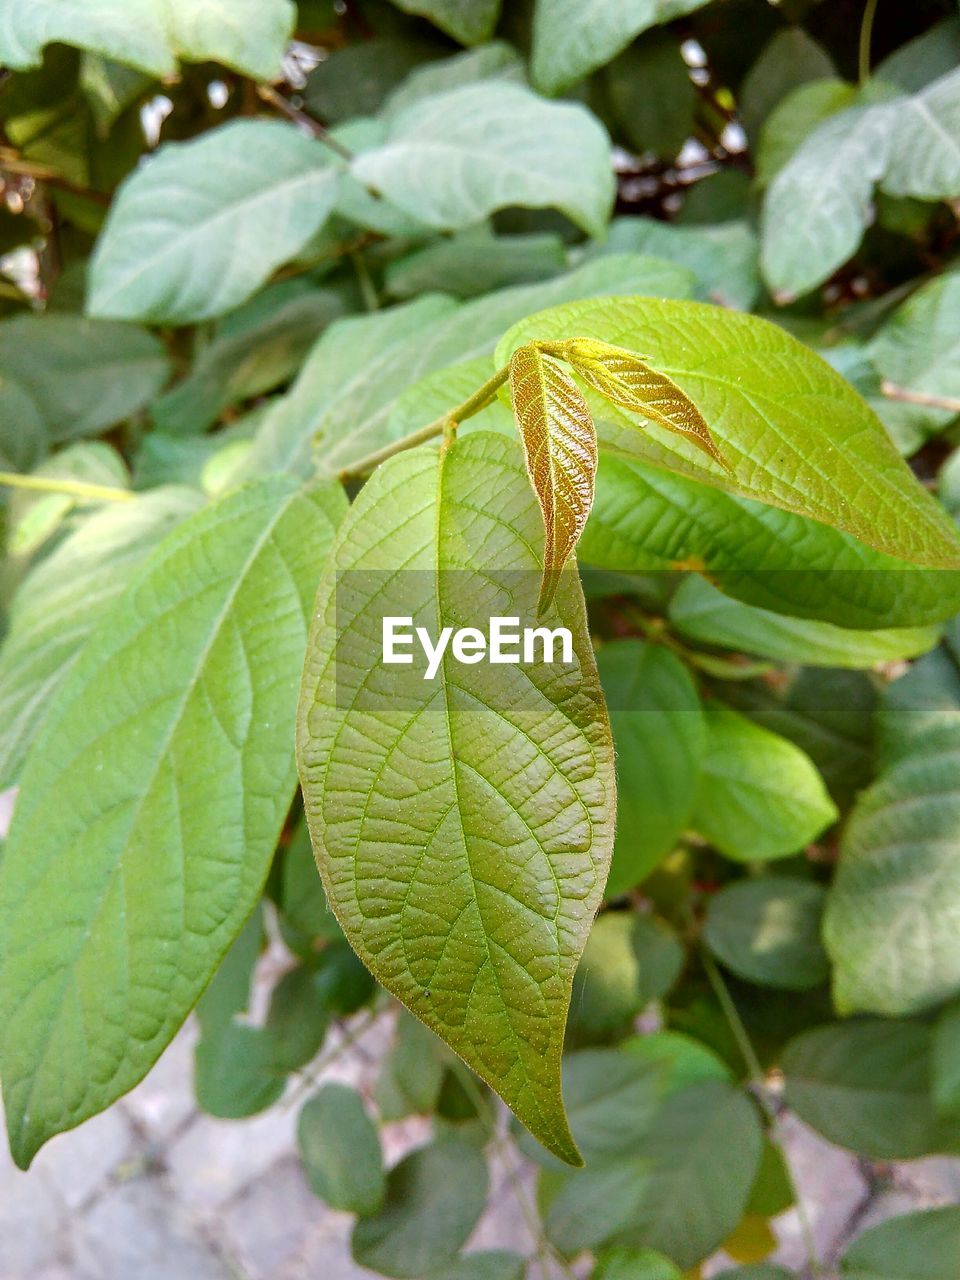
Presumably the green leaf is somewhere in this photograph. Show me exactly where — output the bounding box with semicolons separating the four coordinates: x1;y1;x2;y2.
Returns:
869;272;960;438
0;487;204;790
933;1001;960;1119
840;1207;960;1279
782;1020;960;1159
386;0;501;44
152;282;349;436
738;28;835;141
824;719;960;1016
0;477;345;1167
597;640;706;896
88;121;340;324
375;1012;445;1121
385;226;566;301
298;1083;385;1214
496;297;960;573
669;576;941;668
580;455;960;632
384;42;525;117
194;1023;286;1119
350;83;615;239
594;1247;682;1280
424;1254;525;1280
0;313;169;452
530;0;710;94
508;342;598;611
303;36;446;124
196;904;263;1035
7;441;130;558
352;1136;489;1279
876;17;960;92
604;32;696;162
883;68;960;200
760;99;892;300
569;912;683;1041
756;80;858;186
297;432;615;1165
692;706;838;862
703;878;829;991
592;216;760;311
0;0;295;79
716;1269;792;1280
280;820;344;946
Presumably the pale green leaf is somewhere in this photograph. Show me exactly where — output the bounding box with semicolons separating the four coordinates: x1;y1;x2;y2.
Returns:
7;441;129;559
297;432;615;1165
0;313;169;447
824;720;960;1016
352;1136;489;1278
350;82;615;239
384;41;525;117
756;80;858;186
0;477;345;1167
692;706;838;862
0;0;295;79
594;1247;682;1280
760;99;893;300
669;576;941;668
386;0;501;44
840;1207;960;1279
869;272;960;437
299;1083;385;1214
496;297;960;572
883;68;960;199
703;878;829;991
0;487;204;790
783;1020;960;1159
385;227;566;301
88;121;340;324
738;28;835;141
530;0;710;94
580;454;960;632
598;640;706;896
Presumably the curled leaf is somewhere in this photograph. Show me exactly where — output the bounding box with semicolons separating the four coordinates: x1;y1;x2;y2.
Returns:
550;336;730;471
508;343;598;612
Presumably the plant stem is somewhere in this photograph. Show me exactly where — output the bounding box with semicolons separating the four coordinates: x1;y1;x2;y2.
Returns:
701;947;823;1279
880;380;960;414
285;1008;381;1108
351;249;379;312
337;364;511;482
255;85;355;162
858;0;880;85
0;471;134;503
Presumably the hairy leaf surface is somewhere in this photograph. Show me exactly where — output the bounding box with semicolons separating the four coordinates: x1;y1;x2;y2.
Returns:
0;478;345;1167
297;432;615;1164
509;344;597;611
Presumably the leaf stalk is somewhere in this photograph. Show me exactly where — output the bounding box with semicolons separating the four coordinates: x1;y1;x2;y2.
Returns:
0;471;134;504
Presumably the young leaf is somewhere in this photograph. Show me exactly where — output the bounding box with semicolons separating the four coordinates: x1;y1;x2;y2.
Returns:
553;336;729;470
297;431;616;1166
0;478;346;1168
88;121;340;324
509;343;598;612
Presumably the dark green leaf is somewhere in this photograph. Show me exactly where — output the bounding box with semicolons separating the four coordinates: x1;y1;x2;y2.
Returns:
298;1083;385;1214
704;878;829;991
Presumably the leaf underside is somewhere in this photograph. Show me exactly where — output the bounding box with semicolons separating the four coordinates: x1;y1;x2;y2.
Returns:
509;344;598;612
297;431;616;1165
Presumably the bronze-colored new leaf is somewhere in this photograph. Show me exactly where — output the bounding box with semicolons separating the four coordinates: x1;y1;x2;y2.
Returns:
553;336;730;471
509;343;598;613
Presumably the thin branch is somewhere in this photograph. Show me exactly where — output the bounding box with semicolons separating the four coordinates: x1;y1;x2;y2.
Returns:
880;379;960;415
0;149;111;207
859;0;881;85
0;471;134;503
255;85;355;162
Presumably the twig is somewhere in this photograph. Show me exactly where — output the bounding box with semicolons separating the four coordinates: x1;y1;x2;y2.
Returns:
880;379;960;415
0;149;111;206
859;0;880;85
255;85;355;162
0;471;133;503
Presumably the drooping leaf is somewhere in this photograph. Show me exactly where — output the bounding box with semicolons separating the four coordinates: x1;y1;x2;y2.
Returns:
597;640;706;896
88;121;340;324
298;1083;385;1215
509;343;597;611
703;878;829;991
0;478;345;1167
496;297;960;574
351;1136;489;1279
297;431;616;1165
669;575;941;668
530;0;710;95
386;0;501;45
692;706;838;862
350;82;615;239
0;0;296;79
782;1020;960;1159
553;335;727;469
824;719;960;1016
0;313;169;453
0;487;204;790
840;1207;960;1279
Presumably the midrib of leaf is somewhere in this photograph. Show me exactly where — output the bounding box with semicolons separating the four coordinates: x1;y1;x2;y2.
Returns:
4;488;303;1135
93;163;332;313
